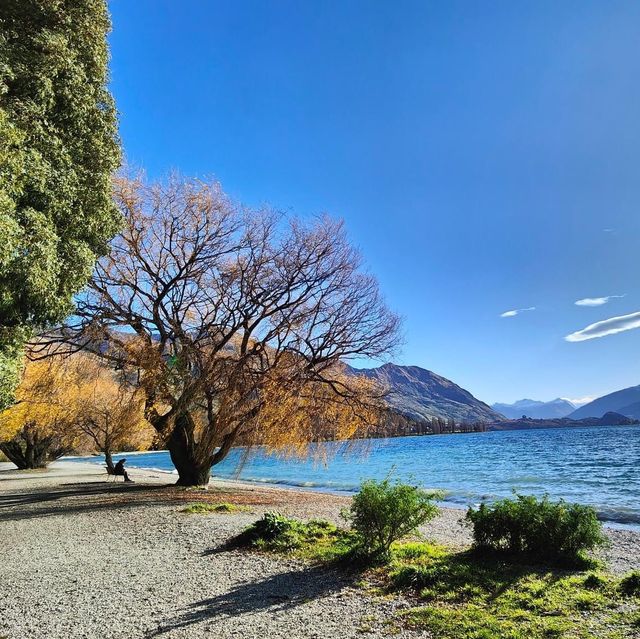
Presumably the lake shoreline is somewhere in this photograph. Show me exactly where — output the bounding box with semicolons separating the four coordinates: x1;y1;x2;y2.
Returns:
5;459;640;568
67;426;640;531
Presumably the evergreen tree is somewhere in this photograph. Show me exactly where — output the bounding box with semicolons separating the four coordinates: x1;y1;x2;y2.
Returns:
0;0;120;409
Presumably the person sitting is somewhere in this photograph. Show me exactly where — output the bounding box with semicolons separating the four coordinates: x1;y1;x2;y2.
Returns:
113;458;134;483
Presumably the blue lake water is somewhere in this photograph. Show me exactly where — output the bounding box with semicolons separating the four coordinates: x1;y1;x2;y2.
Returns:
72;425;640;527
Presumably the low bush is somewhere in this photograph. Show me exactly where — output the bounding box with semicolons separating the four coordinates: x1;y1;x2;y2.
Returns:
620;571;640;596
583;573;608;590
465;494;605;565
234;512;351;557
343;478;440;561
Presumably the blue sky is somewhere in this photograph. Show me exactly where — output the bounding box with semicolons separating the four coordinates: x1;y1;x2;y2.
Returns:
108;0;640;405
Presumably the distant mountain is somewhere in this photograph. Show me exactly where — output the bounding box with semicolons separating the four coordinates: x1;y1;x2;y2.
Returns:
569;385;640;419
615;401;640;419
492;398;576;419
488;411;639;431
349;363;503;424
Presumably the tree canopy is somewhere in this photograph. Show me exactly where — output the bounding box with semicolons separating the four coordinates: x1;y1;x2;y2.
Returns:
0;0;121;410
40;175;401;485
0;356;81;468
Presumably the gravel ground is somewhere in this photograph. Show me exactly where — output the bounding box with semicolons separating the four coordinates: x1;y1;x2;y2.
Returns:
0;461;638;639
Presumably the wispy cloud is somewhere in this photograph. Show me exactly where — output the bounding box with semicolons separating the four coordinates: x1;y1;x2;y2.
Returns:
500;307;536;318
574;294;625;307
565;311;640;342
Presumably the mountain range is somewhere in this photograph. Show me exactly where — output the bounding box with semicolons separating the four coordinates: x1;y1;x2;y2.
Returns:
348;362;640;430
349;363;502;424
492;398;576;419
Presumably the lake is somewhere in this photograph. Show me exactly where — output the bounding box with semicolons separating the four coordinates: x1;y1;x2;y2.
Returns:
72;424;640;527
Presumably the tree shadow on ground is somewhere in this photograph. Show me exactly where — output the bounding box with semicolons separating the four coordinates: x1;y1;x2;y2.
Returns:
147;563;356;637
0;476;296;522
0;481;184;521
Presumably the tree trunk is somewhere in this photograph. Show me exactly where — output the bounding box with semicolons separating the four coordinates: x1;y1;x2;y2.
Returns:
0;441;29;469
104;449;114;472
167;412;212;487
30;440;50;468
0;430;51;469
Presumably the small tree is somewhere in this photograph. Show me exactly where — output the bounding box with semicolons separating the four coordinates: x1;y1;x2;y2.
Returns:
37;175;401;486
0;358;79;468
70;357;154;470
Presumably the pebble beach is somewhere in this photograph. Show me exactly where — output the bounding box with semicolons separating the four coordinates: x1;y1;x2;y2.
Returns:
0;461;638;639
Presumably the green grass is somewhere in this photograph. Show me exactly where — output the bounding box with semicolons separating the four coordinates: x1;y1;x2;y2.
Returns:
389;543;639;639
180;502;251;514
236;514;640;639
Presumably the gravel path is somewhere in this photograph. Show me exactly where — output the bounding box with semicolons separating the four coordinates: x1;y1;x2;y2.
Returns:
0;462;638;639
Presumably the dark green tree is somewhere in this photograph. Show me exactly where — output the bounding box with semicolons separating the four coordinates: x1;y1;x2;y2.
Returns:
0;0;121;409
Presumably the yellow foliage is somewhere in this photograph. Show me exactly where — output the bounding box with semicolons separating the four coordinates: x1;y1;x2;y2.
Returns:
241;361;384;460
70;355;154;454
0;357;78;445
0;352;154;455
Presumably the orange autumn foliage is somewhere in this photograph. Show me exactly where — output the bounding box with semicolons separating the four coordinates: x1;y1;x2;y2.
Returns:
0;353;154;464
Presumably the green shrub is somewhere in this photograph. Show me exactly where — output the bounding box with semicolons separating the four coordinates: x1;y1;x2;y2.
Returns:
241;512;303;551
343;478;440;561
465;494;605;565
620;571;640;596
235;512;345;554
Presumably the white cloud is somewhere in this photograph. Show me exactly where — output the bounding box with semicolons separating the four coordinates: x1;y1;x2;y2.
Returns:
565;310;640;342
575;294;625;307
500;307;536;318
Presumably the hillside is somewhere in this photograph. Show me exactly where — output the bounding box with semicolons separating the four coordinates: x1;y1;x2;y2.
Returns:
570;385;640;419
350;363;502;424
492;398;575;419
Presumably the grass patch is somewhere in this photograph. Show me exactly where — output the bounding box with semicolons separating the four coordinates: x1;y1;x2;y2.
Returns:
389;545;639;639
181;502;251;514
237;513;639;639
232;511;358;562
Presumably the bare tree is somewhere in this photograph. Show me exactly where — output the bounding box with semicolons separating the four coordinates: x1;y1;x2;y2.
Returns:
36;176;400;486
